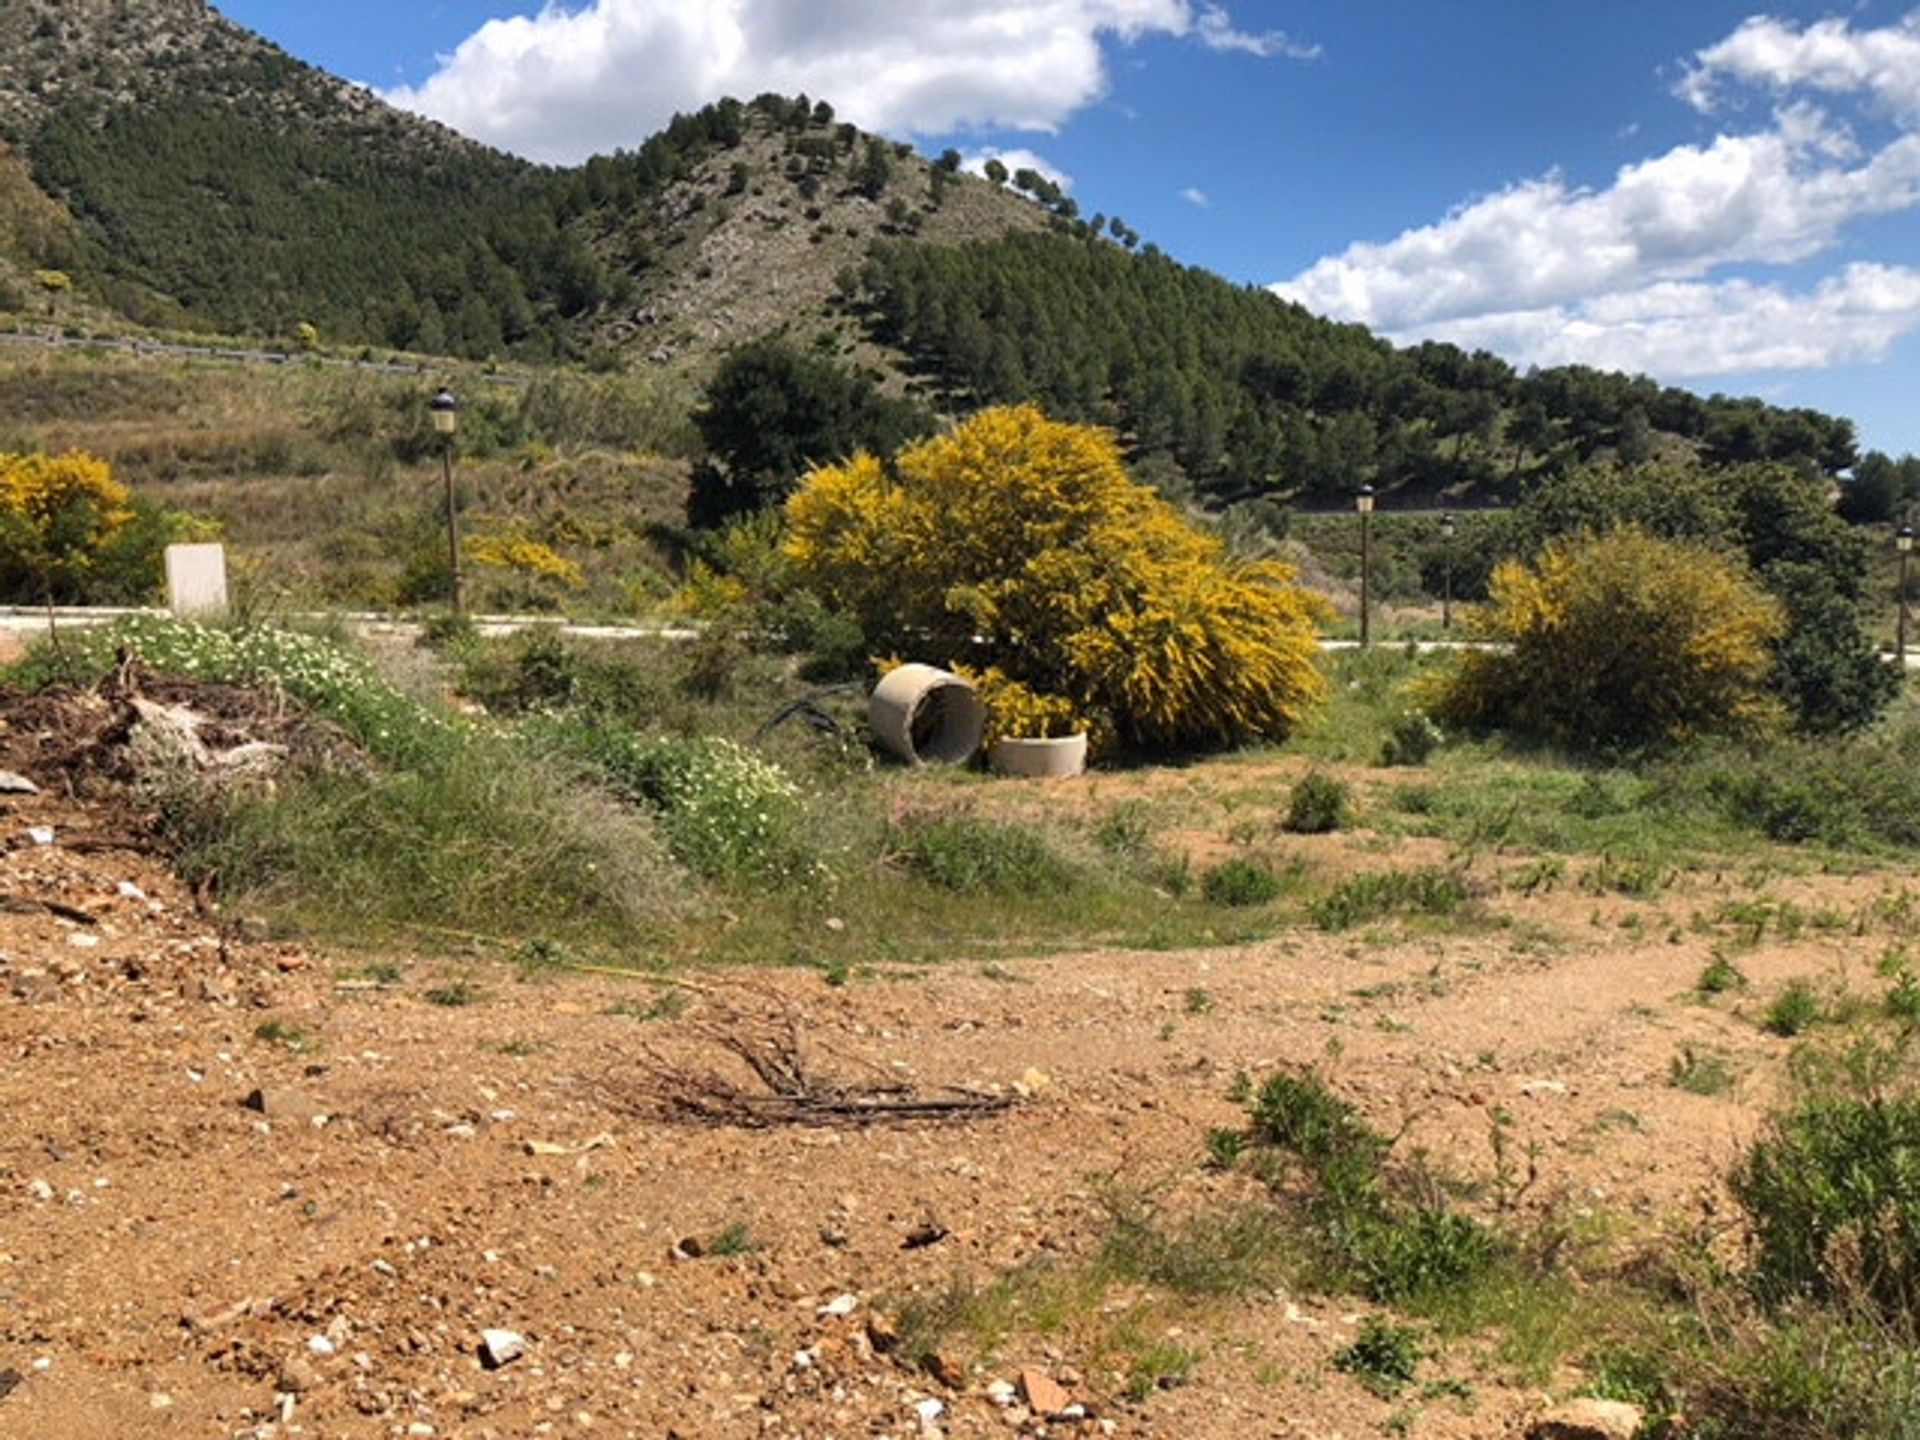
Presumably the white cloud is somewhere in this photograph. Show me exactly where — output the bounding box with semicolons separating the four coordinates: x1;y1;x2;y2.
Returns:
961;148;1074;190
1680;12;1920;121
1180;185;1209;207
1193;4;1320;60
385;0;1311;165
1396;264;1920;378
1272;9;1920;381
1274;119;1920;332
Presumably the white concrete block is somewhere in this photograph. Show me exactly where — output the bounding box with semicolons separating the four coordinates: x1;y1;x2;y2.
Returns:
164;543;228;618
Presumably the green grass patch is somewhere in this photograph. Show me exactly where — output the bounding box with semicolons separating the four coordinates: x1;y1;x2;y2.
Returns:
1309;867;1471;932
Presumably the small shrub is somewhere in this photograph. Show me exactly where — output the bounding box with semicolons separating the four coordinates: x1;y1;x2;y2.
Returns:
1201;857;1282;907
894;815;1074;895
1333;1316;1423;1397
1285;771;1350;834
1764;981;1822;1037
1379;711;1442;767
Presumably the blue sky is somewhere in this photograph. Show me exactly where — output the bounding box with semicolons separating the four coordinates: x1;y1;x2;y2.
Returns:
216;1;1920;459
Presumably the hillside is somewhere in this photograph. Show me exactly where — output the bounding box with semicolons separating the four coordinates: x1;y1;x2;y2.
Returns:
0;0;1882;513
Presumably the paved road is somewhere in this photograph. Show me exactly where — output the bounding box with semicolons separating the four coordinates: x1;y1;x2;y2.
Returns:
6;607;1918;667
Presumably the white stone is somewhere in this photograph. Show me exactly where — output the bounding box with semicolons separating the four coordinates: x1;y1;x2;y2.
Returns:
480;1328;527;1369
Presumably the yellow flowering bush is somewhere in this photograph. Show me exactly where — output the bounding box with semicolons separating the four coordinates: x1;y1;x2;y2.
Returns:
958;667;1086;744
787;405;1328;753
1426;526;1786;751
465;531;584;589
0;450;132;603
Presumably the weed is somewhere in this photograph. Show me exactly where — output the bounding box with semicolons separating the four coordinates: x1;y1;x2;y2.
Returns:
701;1222;759;1257
1285;771;1350;834
1889;972;1920;1022
1203;1127;1246;1170
1505;857;1565;896
1334;1316;1423;1397
1581;853;1667;898
1696;954;1749;996
1201;858;1282;907
893;815;1075;896
1183;986;1215;1015
606;989;688;1023
1094;801;1157;857
1763;981;1822;1037
1669;1045;1737;1097
254;1019;313;1052
424;980;484;1007
1310;867;1471;932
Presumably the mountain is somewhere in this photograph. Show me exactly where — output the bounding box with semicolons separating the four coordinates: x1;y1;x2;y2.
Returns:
0;0;1871;509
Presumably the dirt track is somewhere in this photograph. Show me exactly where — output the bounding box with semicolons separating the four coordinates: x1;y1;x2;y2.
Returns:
0;731;1898;1440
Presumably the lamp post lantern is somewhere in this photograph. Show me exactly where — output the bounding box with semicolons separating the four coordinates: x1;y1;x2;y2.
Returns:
1356;484;1376;648
1899;525;1914;666
429;389;462;615
1440;511;1456;632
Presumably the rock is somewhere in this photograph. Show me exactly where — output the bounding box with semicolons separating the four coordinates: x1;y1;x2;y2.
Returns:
0;1367;20;1401
0;771;39;795
866;1313;900;1353
243;1087;327;1124
817;1293;859;1318
25;826;53;846
278;1356;320;1393
984;1379;1018;1407
1018;1368;1071;1417
915;1397;945;1424
1528;1398;1645;1440
478;1328;526;1370
925;1351;967;1388
25;1179;53;1202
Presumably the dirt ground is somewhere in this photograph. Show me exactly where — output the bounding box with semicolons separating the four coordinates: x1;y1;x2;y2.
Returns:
0;705;1904;1439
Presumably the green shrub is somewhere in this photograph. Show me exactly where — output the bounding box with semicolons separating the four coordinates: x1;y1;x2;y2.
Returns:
1284;770;1350;833
1333;1316;1423;1396
1379;711;1442;767
1310;867;1470;931
1241;1069;1499;1306
1735;1088;1920;1318
1201;857;1282;907
894;815;1074;895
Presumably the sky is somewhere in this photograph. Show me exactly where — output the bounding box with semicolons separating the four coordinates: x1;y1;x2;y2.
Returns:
213;1;1920;460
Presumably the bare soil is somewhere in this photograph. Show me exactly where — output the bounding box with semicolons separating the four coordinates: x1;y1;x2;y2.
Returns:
0;709;1901;1440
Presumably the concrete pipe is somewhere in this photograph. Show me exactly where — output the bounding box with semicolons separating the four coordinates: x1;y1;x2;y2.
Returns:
987;733;1089;779
869;664;985;765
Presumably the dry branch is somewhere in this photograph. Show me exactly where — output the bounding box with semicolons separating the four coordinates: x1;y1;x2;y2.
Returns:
607;996;1016;1129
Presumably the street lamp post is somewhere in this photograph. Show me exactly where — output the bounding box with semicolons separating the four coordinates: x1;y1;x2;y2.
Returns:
1899;525;1914;666
1440;511;1456;632
430;389;462;615
1356;483;1376;648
